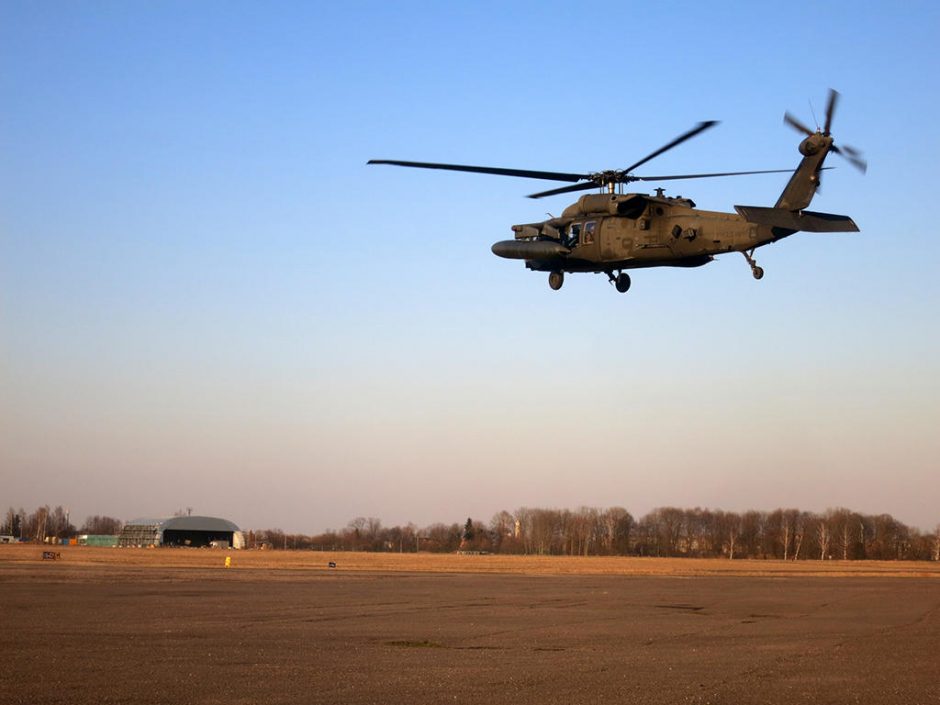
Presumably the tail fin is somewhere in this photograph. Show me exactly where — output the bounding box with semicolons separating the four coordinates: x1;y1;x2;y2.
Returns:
774;135;832;211
777;90;866;211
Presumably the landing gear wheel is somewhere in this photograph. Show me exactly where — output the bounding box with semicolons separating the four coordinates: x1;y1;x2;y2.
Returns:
742;250;765;282
548;271;564;290
615;272;631;293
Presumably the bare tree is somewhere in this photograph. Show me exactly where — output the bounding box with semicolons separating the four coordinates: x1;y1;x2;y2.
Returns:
365;517;383;550
792;512;809;560
827;508;861;560
769;509;799;560
344;517;368;550
600;507;633;555
24;506;51;542
1;507;20;537
723;512;741;560
489;510;516;553
424;522;461;552
514;507;534;555
571;507;599;556
816;514;832;560
739;510;765;558
80;515;123;535
527;509;560;555
646;507;687;556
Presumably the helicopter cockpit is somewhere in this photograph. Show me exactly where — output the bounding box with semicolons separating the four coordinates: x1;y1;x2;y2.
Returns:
564;221;596;248
565;223;580;248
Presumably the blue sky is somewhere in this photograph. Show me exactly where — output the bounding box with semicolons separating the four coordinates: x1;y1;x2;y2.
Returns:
2;1;939;532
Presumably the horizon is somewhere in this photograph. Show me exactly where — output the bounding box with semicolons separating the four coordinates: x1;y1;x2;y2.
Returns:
6;500;938;537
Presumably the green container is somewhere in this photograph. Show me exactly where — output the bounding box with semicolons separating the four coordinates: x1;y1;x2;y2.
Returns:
80;535;118;547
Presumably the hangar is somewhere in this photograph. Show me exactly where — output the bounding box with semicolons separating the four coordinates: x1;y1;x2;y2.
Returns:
118;516;244;549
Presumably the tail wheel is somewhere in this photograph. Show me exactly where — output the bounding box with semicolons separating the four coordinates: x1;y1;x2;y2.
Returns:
548;271;564;290
615;272;631;293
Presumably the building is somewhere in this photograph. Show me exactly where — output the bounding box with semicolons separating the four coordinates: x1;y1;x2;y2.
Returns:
118;516;244;548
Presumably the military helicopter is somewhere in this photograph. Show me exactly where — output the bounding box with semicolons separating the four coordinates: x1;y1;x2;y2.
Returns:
369;89;865;292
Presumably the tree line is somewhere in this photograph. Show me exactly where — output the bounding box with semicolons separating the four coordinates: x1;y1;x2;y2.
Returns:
250;506;940;561
4;503;939;560
1;505;122;542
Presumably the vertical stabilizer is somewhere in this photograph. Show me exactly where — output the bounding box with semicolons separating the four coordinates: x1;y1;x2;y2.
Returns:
774;135;831;211
776;89;866;211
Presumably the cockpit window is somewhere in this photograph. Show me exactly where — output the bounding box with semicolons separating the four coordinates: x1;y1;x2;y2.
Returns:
567;223;582;248
583;221;596;244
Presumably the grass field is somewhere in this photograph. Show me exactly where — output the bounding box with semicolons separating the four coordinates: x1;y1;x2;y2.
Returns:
3;543;938;577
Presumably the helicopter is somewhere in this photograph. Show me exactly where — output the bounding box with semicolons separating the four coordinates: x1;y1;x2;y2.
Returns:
369;89;865;293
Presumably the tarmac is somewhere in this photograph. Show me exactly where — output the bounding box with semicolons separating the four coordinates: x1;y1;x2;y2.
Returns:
2;563;938;704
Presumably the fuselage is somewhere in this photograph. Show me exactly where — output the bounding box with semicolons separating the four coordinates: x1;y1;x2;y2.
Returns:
494;192;780;273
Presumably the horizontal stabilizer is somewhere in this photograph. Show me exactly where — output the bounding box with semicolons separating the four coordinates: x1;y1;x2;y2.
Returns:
734;205;859;232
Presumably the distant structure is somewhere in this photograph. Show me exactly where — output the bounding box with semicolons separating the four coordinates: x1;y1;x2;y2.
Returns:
118;515;244;549
78;534;118;547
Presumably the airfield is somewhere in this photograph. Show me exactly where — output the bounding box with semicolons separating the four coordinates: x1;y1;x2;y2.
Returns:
2;546;938;705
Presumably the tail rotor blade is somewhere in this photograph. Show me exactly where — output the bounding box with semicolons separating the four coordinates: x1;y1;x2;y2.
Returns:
784;112;815;137
824;88;839;135
841;144;863;157
845;153;868;173
831;145;867;173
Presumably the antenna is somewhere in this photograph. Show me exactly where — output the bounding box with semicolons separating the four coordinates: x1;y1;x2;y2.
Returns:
809;99;819;131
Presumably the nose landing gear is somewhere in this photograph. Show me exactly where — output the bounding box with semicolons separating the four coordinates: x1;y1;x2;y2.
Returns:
742;249;764;280
548;271;564;290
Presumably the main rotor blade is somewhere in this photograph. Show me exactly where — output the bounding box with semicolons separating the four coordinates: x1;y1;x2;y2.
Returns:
367;159;586;183
784;112;815;137
634;168;796;182
527;168;800;198
824;88;839;135
619;120;719;175
527;182;598;199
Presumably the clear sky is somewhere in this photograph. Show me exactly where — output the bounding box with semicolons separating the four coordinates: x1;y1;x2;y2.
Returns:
2;1;939;533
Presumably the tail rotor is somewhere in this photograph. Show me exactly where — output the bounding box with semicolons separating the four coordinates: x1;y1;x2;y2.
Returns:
784;89;867;174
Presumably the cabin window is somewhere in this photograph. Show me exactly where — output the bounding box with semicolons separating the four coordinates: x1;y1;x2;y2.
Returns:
583;221;596;244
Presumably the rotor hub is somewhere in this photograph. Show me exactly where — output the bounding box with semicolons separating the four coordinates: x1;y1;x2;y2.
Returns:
799;133;832;157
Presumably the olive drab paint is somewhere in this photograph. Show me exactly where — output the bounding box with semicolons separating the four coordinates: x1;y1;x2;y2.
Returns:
369;90;863;293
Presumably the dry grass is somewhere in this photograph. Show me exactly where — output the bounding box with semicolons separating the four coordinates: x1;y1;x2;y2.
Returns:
2;543;939;577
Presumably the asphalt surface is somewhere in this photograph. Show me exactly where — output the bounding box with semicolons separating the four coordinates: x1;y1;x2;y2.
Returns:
2;565;938;704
